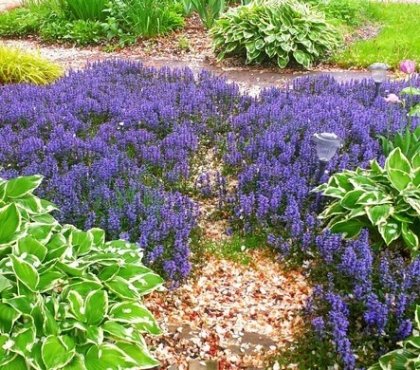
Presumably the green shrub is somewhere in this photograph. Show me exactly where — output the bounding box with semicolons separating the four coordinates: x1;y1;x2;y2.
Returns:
315;147;420;256
189;0;225;29
0;174;163;369
0;46;62;84
369;305;420;370
379;126;420;160
0;0;185;44
301;0;369;26
123;0;184;37
0;7;41;36
211;0;341;68
59;0;108;21
40;18;107;45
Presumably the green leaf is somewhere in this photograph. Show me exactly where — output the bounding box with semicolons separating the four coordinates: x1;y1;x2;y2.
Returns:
0;275;12;293
62;354;87;370
0;204;21;244
401;223;419;250
4;175;43;199
115;342;159;369
131;273;164;296
10;255;39;291
85;290;108;325
0;303;20;332
70;229;93;256
14;326;36;355
85;344;134;370
1;355;27;370
340;189;365;210
41;335;75;370
293;49;311;68
17;236;48;262
401;87;420;96
329;218;364;238
109;302;161;335
68;290;86;322
385;148;412;191
89;228;105;247
105;276;139;299
366;204;392;226
102;321;145;344
378;222;401;245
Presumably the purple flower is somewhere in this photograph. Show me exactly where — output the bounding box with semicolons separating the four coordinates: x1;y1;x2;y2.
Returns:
400;60;416;74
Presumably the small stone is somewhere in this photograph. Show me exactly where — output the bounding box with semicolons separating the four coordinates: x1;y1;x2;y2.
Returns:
188;359;218;370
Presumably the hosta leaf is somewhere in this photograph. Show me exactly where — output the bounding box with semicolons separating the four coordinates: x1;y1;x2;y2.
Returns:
14;326;36;355
86;326;103;345
38;270;64;292
366;204;393;226
329;218;364;238
115;342;159;369
89;228;105;247
70;229;93;256
378;222;401;245
1;355;27;370
17;236;48;262
0;204;21;244
131;273;164;296
4;296;33;315
68;290;86;322
10;255;39;291
41;335;75;370
0;275;12;293
109;302;161;335
0;303;20;333
85;290;108;325
385;148;412;191
4;175;43;199
105;276;139;299
0;335;16;366
401;223;419;250
340;189;365;210
293;49;311;68
62;354;87;370
85;344;135;370
102;321;145;345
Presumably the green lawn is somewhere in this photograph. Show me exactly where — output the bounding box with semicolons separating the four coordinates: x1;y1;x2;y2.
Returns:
334;3;420;69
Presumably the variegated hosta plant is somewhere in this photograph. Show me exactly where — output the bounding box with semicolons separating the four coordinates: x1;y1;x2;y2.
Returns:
315;147;420;256
369;305;420;370
0;175;163;370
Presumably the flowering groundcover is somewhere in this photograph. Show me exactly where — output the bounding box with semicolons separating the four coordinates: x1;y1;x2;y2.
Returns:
0;61;419;368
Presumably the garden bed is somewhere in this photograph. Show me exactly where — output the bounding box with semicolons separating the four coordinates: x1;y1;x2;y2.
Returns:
0;60;419;369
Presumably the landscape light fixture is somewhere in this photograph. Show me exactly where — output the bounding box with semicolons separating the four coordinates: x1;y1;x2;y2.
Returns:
313;132;342;183
369;63;389;98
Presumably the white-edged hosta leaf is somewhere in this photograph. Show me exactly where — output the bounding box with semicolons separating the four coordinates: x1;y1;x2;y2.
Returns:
4;175;43;199
85;344;136;370
329;218;364;239
109;302;161;335
102;321;145;345
401;223;419;250
385;148;412;191
0;303;20;332
131;273;164;296
70;230;93;256
115;342;159;369
10;255;39;291
378;222;401;245
86;326;104;345
366;204;393;226
0;204;21;244
89;228;105;248
340;189;365;210
41;335;75;370
0;275;12;293
1;354;27;369
17;236;48;262
62;354;87;370
105;277;139;300
85;290;108;325
68;290;86;322
13;326;36;355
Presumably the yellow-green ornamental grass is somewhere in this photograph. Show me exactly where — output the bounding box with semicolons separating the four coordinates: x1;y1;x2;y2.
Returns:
0;46;62;85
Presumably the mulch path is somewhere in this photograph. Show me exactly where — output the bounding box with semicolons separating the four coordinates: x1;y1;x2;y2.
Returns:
145;251;311;369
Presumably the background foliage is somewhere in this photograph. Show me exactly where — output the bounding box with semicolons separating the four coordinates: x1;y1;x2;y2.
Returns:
0;46;62;85
211;0;340;68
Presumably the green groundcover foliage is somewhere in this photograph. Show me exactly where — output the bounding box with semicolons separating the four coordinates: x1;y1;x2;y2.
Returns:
211;0;340;68
0;175;163;369
369;305;420;369
315;147;420;256
0;46;62;85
